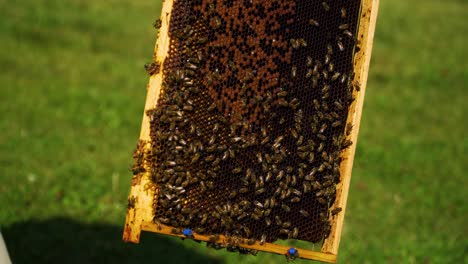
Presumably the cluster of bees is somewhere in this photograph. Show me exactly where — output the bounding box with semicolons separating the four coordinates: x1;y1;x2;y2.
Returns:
136;0;361;254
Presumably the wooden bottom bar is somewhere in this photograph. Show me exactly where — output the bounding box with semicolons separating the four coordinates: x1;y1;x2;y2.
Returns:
141;222;337;263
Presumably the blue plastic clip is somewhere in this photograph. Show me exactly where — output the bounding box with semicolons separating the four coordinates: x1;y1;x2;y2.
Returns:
288;247;298;257
286;247;299;261
182;228;193;237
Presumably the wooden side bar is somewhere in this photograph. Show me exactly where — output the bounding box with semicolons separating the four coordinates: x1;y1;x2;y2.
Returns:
123;0;174;243
322;0;379;255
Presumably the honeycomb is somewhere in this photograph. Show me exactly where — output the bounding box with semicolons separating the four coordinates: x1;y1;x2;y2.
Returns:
143;0;361;247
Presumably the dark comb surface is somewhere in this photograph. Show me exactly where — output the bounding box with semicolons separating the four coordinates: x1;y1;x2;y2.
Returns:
146;0;361;245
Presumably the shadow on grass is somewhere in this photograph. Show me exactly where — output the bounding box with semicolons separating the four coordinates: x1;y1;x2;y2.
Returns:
2;217;221;264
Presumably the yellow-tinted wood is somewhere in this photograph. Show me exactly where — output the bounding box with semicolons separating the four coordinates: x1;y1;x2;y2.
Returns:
123;0;174;243
322;0;380;255
141;222;337;263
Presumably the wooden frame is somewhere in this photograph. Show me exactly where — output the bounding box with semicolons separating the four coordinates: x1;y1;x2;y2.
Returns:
123;0;379;262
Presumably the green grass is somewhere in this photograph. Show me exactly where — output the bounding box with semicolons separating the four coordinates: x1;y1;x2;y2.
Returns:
0;0;466;263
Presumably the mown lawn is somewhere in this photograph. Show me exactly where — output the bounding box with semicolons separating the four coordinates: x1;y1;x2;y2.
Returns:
0;0;466;263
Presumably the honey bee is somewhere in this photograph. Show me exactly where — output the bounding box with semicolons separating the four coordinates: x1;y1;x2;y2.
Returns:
291;128;298;139
127;196;136;209
302;182;311;194
299;209;310;217
206;145;216;153
212;16;222;28
296;136;304;146
346;123;353;136
205;155;215;162
185;62;198;71
339;23;349;30
290;197;300;203
332;120;342;127
318;197;327;205
255;188;265;195
353;80;361;91
270;197;276;208
322;1;330;11
318;163;326;172
322;84;330;94
159;217;170;224
153;18;162;29
343;30;353;38
334;101;344;110
200;213;208;225
196;37;208;45
191;153;200;164
212;211;221;219
311;76;318;88
275;215;282;226
291;66;297;78
298;38;307;47
331;72;341;81
199;181;207;192
277;91;288;98
317;142;325;152
341;7;347;18
232;167;242;174
323;223;331;237
290;39;300;49
320;68;331;80
312;181;322;190
309;19;319;27
327;42;335;54
207;102;217;112
342;139;353;149
340;73;348;84
265;171;273;182
324;53;331;65
297;167;304;178
153;218;162;230
251;212;261;221
292;227;299;239
276;170;285;181
221;150;229;161
144;62;160;76
253;200;263;208
181;207;192;215
171;228;182;234
289;188;302;196
255;152;264;164
260;234;267;245
316;189;325;197
336;40;345;51
209;234;220;242
305;68;313;79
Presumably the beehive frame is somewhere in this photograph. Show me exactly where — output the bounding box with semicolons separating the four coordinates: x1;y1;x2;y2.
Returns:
123;0;378;262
